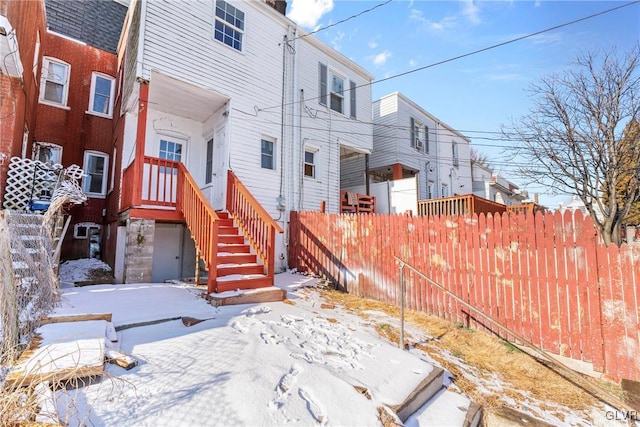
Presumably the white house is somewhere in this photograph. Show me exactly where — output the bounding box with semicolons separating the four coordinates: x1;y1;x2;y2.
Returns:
471;161;528;206
109;0;373;290
342;92;472;213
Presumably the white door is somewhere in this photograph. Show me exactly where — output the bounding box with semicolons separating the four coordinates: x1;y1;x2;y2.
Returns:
152;223;183;282
211;128;227;210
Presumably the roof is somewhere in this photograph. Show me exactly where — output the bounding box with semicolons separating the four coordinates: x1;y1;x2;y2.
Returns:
44;0;128;54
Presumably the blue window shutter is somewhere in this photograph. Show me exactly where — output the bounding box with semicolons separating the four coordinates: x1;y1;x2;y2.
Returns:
319;63;327;106
410;117;415;147
424;125;429;153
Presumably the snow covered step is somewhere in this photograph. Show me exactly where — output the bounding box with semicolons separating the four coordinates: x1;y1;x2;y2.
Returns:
389;366;446;422
405;388;482;427
215;274;271;293
217;262;264;277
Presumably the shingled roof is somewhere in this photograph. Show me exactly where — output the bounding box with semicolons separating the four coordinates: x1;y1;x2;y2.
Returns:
44;0;127;54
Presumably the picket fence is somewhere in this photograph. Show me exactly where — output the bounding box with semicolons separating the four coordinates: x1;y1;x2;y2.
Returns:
288;210;640;382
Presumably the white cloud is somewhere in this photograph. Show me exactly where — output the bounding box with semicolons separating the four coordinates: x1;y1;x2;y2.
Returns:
373;50;392;67
410;8;457;32
287;0;334;28
461;0;480;25
409;59;417;67
368;40;378;49
331;31;345;51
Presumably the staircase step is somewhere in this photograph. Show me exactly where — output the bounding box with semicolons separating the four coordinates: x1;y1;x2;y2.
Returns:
217;218;234;227
217;263;264;276
216;253;257;265
219;234;244;244
219;226;238;235
215;274;272;292
390;366;445;422
217;244;250;254
215;211;230;219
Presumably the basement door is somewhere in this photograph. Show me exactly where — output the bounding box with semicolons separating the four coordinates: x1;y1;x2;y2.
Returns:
211;127;227;210
151;223;183;282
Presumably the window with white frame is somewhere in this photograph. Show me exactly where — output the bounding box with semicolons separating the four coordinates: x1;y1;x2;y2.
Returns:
427;181;434;199
214;0;244;51
82;151;109;197
304;149;316;178
73;222;100;239
261;137;275;170
410;118;425;151
33;142;62;165
318;63;349;115
441;183;448;197
39;57;70;106
88;72;115;117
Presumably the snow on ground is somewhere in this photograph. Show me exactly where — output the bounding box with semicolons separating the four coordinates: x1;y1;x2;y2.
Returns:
59;258;113;287
47;272;468;426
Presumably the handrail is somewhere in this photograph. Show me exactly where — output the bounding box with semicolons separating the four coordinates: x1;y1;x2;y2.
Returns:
417;194;506;216
176;163;220;293
226;170;283;281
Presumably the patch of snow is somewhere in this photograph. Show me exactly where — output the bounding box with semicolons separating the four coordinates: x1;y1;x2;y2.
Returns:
59;258;112;286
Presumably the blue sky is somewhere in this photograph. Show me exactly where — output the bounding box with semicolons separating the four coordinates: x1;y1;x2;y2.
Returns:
286;0;640;207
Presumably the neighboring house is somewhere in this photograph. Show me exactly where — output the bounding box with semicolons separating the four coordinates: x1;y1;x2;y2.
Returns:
0;0;127;260
342;92;472;213
471;160;528;206
105;0;373;289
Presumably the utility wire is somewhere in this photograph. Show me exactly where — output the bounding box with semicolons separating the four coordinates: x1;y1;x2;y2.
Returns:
293;0;394;41
260;0;640;111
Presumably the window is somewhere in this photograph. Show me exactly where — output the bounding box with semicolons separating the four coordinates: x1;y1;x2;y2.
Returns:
318;63;348;115
74;222;100;239
304;150;315;178
205;138;214;184
88;72;115;117
39;57;70;106
261;137;275;170
410;118;425;150
452;141;459;167
214;0;244;51
427;181;434;199
33;142;62;165
82;151;109;197
441;183;448;198
159;139;183;175
330;73;344;114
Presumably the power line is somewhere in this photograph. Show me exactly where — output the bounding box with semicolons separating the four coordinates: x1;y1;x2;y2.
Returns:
260;0;640;111
293;0;394;41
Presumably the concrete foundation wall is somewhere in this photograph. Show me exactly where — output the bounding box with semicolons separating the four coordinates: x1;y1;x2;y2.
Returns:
123;218;154;283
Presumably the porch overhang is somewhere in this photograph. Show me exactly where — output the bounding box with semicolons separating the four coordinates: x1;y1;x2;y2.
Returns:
148;70;229;122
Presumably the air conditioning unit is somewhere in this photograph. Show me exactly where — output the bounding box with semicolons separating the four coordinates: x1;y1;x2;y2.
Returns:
0;15;23;78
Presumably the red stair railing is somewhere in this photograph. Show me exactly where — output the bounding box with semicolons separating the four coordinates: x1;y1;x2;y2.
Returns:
226;170;283;283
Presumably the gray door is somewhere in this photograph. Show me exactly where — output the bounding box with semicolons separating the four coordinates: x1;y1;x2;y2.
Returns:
152;223;183;282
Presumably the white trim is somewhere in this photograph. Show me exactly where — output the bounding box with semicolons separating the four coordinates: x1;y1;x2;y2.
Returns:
260;135;277;171
82;150;109;198
88;72;116;118
74;222;100;239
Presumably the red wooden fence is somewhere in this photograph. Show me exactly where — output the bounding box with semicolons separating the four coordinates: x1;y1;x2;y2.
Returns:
288;210;640;383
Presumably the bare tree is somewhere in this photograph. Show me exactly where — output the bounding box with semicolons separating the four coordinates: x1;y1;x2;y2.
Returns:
470;148;491;168
506;44;640;246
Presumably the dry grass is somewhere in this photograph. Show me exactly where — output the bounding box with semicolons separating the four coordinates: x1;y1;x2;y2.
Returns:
318;288;622;418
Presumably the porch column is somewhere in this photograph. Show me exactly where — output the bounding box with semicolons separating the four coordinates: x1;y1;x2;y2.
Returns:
132;81;150;206
392;163;403;180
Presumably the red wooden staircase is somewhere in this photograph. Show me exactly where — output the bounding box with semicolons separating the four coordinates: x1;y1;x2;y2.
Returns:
215;211;272;292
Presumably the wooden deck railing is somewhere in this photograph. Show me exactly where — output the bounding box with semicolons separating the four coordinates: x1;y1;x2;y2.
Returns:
226;170;283;281
176;163;220;293
340;191;376;213
417;194;507;216
121;156;181;208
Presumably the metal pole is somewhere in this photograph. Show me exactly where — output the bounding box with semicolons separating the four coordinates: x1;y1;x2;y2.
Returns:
399;262;405;350
195;248;200;285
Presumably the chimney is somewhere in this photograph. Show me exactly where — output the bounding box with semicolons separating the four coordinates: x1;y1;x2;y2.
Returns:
534;193;539;204
264;0;287;15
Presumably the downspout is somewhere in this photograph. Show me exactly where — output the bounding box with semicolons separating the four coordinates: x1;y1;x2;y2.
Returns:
365;154;370;195
435;121;440;196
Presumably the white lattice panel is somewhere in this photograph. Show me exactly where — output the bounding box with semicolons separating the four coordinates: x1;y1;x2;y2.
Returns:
3;157;86;210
